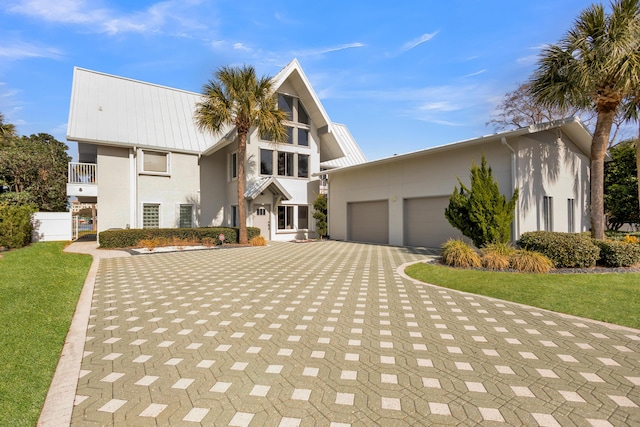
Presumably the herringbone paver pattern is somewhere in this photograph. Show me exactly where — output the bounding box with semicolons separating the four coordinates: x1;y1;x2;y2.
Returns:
71;241;640;426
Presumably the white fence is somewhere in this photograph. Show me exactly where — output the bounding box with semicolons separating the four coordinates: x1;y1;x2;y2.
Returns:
32;212;72;242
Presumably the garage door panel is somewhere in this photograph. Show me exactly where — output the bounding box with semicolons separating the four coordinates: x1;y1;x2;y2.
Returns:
348;200;389;244
404;196;466;248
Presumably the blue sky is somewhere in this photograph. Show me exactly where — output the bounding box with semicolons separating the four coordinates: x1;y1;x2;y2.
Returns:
1;0;598;161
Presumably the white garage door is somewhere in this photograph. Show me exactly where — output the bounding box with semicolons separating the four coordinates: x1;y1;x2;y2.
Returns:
348;200;389;244
404;196;465;248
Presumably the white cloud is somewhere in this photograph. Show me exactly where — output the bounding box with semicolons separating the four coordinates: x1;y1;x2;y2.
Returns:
516;54;538;66
401;32;438;52
233;42;251;51
0;40;63;60
462;69;487;78
7;0;211;36
292;42;365;57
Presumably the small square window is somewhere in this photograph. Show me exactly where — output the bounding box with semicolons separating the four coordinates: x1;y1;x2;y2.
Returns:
179;204;193;228
143;151;168;173
143;204;160;229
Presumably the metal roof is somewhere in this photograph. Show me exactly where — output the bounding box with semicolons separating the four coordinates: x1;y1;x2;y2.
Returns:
67;59;354;163
67;67;217;154
320;123;367;169
244;177;292;200
324;117;594;175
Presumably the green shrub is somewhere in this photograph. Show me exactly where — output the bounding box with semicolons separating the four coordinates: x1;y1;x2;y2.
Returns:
441;239;481;269
445;155;518;248
0;204;35;249
509;249;553;273
98;227;260;248
481;242;516;256
594;239;640;267
517;231;600;268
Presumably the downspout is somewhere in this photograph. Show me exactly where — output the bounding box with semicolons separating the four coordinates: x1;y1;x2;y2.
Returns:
501;137;519;241
130;147;137;228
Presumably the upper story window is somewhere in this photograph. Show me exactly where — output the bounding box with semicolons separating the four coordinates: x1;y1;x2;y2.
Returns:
264;94;310;146
260;149;273;175
142;150;169;174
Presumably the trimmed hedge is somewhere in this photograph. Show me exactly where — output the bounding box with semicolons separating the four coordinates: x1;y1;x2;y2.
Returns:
517;231;600;268
0;204;35;249
98;227;261;249
594;239;640;267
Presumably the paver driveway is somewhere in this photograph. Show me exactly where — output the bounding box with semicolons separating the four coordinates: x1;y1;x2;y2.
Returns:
70;241;639;426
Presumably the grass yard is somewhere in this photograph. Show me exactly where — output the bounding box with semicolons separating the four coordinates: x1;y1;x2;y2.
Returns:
405;262;640;330
0;242;92;427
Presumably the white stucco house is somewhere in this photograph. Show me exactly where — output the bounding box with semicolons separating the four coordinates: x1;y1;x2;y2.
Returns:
326;118;593;248
65;59;366;241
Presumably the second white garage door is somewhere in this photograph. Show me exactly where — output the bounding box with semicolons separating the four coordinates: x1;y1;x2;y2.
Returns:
404;196;466;248
348;200;389;244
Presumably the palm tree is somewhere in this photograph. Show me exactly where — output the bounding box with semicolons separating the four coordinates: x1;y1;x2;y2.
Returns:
0;112;17;143
529;0;640;239
194;65;287;244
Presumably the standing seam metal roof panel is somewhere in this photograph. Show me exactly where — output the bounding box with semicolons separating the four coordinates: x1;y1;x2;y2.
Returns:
67;67;217;153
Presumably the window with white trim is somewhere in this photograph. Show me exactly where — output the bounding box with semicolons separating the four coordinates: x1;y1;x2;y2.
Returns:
277;205;294;229
543;196;553;231
298;154;309;178
277;205;309;230
143;204;160;228
229;152;238;181
260;149;273;175
278;152;294;177
567;198;575;232
230;205;238;227
179;204;194;228
298;205;309;229
261;94;310;146
142;151;169;174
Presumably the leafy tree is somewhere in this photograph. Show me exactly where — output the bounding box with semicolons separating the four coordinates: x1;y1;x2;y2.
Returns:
445;155;519;248
194;65;287;244
604;139;639;229
0;133;70;211
312;193;328;239
619;88;640;215
488;82;588;130
529;0;640;240
488;82;627;147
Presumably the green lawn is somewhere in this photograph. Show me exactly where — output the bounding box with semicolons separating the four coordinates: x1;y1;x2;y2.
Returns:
0;242;92;426
405;262;640;330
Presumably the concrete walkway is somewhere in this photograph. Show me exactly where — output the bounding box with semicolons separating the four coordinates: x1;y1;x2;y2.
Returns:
43;241;639;426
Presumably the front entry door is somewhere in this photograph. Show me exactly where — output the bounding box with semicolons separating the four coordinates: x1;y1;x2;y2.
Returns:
254;205;271;239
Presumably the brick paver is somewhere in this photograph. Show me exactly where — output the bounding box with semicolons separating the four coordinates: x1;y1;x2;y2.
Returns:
68;241;640;426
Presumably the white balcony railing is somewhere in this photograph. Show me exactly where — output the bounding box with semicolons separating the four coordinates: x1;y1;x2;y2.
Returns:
68;162;96;184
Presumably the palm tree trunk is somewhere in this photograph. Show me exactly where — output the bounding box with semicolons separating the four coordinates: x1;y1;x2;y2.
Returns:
591;108;617;240
637;121;640;224
237;132;248;244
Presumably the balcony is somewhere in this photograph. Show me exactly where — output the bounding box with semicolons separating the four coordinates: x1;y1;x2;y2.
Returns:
67;162;97;198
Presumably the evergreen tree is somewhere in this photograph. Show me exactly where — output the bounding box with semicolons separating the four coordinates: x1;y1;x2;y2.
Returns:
312;194;328;239
445;155;518;247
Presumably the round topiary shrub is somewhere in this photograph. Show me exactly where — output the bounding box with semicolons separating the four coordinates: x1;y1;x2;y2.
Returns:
517;231;599;268
594;239;640;267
